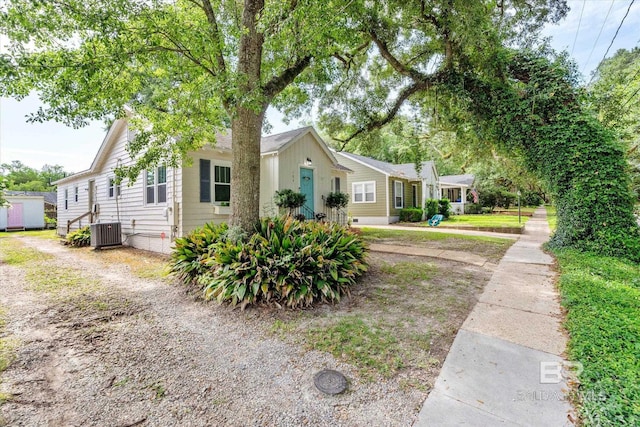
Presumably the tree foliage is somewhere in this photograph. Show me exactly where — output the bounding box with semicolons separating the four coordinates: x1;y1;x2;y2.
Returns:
0;160;66;191
589;47;640;202
0;0;367;231
317;1;638;260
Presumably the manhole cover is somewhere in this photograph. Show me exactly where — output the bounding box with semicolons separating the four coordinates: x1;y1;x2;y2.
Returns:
314;369;347;395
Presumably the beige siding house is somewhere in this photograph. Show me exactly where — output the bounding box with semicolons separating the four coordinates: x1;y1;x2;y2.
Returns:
55;119;348;254
333;152;439;224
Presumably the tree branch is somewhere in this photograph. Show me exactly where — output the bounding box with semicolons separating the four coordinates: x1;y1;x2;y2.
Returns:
200;0;227;74
262;56;312;101
369;29;427;82
334;80;434;149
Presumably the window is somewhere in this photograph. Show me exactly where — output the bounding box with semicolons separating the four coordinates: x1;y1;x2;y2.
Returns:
214;165;231;203
334;177;341;193
394;181;404;209
146;170;155;204
74;186;78;203
108;177;121;199
157;166;167;203
145;166;167;205
352;181;375;203
200;159;211;202
64;188;68;210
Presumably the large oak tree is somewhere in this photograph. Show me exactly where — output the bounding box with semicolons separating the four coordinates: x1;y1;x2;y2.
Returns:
1;0;366;231
319;0;639;259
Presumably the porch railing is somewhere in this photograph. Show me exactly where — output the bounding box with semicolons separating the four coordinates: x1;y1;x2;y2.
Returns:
67;211;93;234
287;205;349;227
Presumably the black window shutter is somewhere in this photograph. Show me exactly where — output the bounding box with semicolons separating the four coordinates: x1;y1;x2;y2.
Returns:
200;159;211;202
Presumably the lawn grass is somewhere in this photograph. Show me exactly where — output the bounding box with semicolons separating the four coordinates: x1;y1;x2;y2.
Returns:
441;214;529;228
0;306;17;403
545;205;557;231
87;247;170;280
270;252;489;384
359;227;514;264
0;229;58;240
555;249;640;425
359;227;510;244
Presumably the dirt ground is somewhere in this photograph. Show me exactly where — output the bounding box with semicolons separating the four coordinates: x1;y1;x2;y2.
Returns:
0;234;497;426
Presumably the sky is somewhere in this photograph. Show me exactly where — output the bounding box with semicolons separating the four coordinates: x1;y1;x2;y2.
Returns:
1;0;639;173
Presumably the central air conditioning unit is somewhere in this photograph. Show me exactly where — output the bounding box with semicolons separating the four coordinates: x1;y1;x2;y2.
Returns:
90;222;122;249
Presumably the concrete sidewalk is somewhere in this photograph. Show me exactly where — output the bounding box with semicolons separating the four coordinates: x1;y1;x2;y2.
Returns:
415;207;574;426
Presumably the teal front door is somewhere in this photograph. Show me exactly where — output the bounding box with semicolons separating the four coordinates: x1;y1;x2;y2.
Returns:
299;167;314;219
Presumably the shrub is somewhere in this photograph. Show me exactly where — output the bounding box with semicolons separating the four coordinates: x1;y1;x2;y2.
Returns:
399;208;423;222
478;188;499;210
438;199;451;218
325;192;349;209
464;203;482;214
274;189;306;215
64;226;91;247
171;217;368;309
170;222;229;286
424;198;439;219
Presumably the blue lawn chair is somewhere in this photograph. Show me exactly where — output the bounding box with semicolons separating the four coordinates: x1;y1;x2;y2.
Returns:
428;214;443;226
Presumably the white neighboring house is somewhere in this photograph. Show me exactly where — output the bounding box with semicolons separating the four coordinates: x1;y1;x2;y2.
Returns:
333;151;439;224
54;119;349;254
0;194;46;231
439;174;476;214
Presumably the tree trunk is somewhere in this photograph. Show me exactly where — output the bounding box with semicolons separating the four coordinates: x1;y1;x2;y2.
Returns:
230;0;266;232
230;109;264;231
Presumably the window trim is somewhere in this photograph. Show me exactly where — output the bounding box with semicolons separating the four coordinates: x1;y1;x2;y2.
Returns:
107;176;121;199
394;180;404;209
334;177;341;193
213;164;231;204
352;181;376;204
144;166;167;205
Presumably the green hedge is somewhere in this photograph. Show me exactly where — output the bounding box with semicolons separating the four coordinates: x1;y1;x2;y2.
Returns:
399;208;423;222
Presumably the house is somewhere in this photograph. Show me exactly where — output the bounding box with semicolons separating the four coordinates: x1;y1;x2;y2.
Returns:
333;151;439;224
54;119;349;254
0;192;48;231
439;174;475;214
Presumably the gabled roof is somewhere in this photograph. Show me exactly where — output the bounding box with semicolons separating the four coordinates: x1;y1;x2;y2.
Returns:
440;174;475;187
54;118;347;185
335;151;434;180
5;191;57;205
211;126;316;154
53;117;127;185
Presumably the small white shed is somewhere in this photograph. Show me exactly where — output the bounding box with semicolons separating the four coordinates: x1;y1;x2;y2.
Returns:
0;195;46;231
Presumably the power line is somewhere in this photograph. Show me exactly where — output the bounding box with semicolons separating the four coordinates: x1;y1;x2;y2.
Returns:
589;0;636;84
582;0;615;76
571;1;586;56
620;67;640;109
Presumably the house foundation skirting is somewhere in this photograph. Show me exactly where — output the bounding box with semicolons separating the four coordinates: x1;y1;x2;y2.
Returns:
350;216;400;225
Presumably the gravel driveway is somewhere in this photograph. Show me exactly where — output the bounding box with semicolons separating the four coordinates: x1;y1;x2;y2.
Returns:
0;236;426;426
